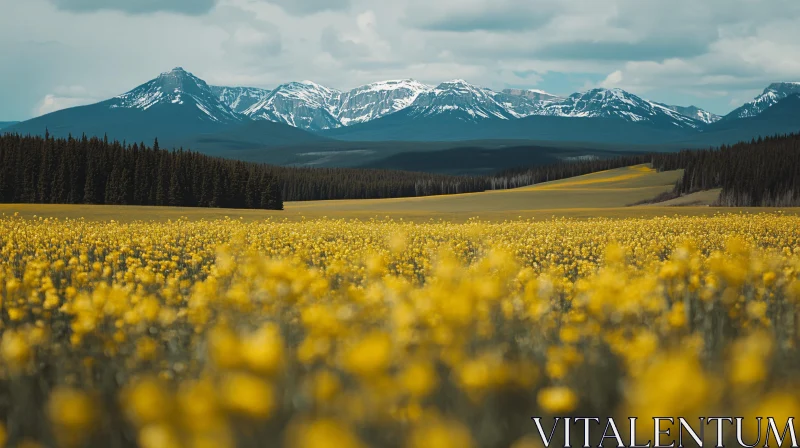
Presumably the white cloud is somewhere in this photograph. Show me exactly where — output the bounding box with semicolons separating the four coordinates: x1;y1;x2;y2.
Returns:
46;0;220;15
2;0;800;119
36;93;98;116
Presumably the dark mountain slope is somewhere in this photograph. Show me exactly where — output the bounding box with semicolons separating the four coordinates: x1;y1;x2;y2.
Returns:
321;110;696;144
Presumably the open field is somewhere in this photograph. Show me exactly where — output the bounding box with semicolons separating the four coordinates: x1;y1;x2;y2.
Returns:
2;165;800;446
2;165;798;222
644;188;723;207
1;212;800;447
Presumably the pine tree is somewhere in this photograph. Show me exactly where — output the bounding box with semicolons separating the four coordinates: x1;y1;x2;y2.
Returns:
155;157;168;206
84;152;98;204
168;169;182;207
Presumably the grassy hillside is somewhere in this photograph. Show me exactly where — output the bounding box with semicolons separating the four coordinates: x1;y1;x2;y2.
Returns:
3;165;798;222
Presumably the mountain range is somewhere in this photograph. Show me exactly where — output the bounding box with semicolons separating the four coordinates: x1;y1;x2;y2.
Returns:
4;67;800;169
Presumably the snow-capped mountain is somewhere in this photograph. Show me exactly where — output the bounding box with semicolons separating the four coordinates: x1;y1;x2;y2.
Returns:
211;86;271;114
110;67;244;124
490;90;562;118
540;88;703;129
336;79;432;126
724;82;800;120
404;79;516;122
657;104;721;124
243;81;342;131
502;89;564;104
203;77;722;131
10;66;800;153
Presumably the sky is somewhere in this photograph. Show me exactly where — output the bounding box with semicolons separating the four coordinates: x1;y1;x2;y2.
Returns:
2;0;800;121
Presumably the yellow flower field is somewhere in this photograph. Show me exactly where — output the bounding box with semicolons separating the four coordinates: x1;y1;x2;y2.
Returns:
0;213;799;447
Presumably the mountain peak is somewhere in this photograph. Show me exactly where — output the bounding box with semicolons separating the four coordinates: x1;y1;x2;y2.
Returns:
159;67;191;78
408;80;515;122
586;87;629;96
501;88;564;107
655;103;722;124
764;82;800;94
725;81;800;120
152;67;207;90
243;80;342;130
545;87;702;129
439;79;473;86
358;79;429;90
335;79;432;126
111;68;242;123
766;81;800;87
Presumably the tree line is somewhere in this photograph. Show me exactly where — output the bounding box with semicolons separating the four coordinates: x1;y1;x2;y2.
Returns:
0;133;492;208
0;133;283;210
266;166;490;201
650;134;800;206
487;154;652;190
493;133;800;207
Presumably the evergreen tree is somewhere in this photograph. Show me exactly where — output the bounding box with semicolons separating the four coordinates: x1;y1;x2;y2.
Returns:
168;169;182;207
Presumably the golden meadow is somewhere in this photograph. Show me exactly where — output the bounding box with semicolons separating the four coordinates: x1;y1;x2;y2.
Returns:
1;213;799;448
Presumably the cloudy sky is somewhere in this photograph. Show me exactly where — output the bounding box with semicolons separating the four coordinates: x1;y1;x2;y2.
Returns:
2;0;799;121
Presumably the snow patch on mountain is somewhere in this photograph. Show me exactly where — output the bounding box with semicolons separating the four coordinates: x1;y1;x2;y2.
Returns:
243;81;342;131
404;80;515;122
212;86;272;113
724;82;800;120
111;68;243;123
656;104;721;124
540;88;703;129
336;79;432;126
502;88;563;104
114;68;787;132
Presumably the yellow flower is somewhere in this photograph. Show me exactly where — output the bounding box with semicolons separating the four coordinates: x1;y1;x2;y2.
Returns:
122;377;173;427
136;337;160;361
406;418;474;448
219;373;275;419
207;324;241;370
285;419;366;448
342;332;392;378
309;370;341;403
399;360;438;398
1;330;31;371
746;301;767;320
177;378;222;432
537;386;578;414
511;435;547;448
240;323;284;376
47;387;97;448
138;423;182;448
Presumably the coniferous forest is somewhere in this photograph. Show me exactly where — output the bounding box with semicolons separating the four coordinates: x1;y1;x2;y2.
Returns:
269;166;489;201
490;133;800;207
650;134;800;206
0;133;284;210
0;133;491;208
